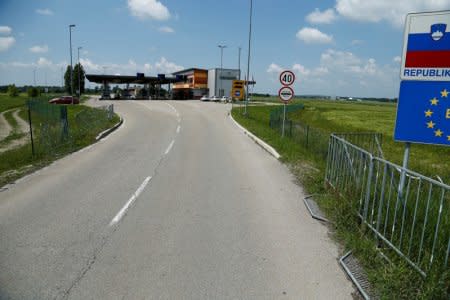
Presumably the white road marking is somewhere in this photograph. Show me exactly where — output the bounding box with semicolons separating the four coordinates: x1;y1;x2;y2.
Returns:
176;125;181;134
109;176;152;226
165;140;175;155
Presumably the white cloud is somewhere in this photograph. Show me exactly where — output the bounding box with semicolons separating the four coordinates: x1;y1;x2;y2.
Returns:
0;58;66;69
264;48;401;97
306;8;337;24
0;26;12;35
266;63;283;74
296;27;333;44
37;57;52;67
351;39;363;46
80;58;102;72
128;0;171;21
36;8;53;16
155;57;183;73
312;66;329;76
0;37;15;52
78;57;181;75
393;56;402;63
292;63;310;76
29;45;49;53
158;26;174;33
335;0;450;27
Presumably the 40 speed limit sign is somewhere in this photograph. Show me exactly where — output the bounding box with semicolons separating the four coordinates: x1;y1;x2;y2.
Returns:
279;70;295;86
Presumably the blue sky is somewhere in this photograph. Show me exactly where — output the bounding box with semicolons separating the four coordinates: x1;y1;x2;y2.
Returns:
0;0;449;97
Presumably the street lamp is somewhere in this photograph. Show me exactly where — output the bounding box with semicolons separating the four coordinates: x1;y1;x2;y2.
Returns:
218;44;227;97
77;46;82;97
244;0;253;115
69;24;76;101
238;47;242;80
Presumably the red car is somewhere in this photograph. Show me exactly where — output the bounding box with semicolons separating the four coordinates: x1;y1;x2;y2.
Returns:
48;96;79;104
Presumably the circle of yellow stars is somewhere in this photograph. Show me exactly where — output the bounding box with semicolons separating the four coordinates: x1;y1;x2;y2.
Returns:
425;88;449;141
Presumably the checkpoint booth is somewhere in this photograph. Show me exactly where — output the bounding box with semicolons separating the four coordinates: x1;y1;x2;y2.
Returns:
86;73;180;100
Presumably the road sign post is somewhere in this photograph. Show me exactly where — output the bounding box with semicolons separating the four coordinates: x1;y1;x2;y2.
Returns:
278;84;294;137
395;10;450;199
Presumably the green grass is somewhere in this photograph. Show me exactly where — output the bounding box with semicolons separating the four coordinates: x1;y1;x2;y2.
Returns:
231;101;449;299
0;102;120;187
0;93;28;112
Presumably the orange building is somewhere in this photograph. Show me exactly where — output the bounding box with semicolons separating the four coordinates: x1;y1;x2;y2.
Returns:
172;68;208;99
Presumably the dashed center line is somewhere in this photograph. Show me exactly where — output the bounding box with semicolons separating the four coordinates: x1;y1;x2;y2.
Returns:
109;176;152;226
165;140;175;155
176;125;181;134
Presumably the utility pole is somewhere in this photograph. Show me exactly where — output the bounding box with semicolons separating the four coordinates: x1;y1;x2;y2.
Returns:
238;47;242;80
244;0;253;116
218;44;227;97
69;24;76;102
77;46;82;97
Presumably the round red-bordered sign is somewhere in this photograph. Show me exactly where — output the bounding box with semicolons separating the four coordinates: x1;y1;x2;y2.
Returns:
278;86;294;103
279;70;295;86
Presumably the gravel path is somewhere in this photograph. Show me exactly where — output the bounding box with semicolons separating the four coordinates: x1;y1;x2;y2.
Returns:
0;110;13;141
0;108;29;153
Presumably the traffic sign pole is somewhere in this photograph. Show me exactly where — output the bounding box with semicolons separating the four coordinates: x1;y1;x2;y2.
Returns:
278;70;295;138
282;103;287;137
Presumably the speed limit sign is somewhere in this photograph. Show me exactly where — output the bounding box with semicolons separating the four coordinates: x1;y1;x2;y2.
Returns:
279;70;295;86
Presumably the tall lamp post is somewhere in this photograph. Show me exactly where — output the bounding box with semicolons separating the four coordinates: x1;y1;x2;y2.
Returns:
77;46;82;97
69;24;76;101
218;44;227;97
244;0;253;115
238;47;242;80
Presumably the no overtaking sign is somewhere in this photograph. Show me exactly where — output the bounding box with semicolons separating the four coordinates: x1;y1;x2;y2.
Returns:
278;86;294;103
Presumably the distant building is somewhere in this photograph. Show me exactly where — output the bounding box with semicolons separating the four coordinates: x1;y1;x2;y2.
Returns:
172;67;241;99
172;68;208;99
207;68;240;98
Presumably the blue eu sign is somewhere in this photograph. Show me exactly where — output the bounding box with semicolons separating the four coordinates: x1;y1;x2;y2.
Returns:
395;80;450;146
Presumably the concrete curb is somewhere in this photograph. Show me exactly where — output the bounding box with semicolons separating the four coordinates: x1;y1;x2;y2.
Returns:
229;113;281;159
96;117;123;141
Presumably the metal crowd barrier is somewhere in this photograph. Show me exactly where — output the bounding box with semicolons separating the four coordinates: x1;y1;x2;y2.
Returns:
325;133;449;277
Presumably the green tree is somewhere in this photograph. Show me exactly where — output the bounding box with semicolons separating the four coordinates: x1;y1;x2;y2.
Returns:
27;87;40;98
64;65;72;94
7;84;19;97
73;63;86;96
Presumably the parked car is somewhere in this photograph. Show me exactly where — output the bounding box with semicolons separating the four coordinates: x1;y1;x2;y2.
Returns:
200;95;210;101
220;96;230;103
48;96;79;104
210;95;219;102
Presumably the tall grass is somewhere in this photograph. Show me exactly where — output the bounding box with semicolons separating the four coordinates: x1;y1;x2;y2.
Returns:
231;102;449;299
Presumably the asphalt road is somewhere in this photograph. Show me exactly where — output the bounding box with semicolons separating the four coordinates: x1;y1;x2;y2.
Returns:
0;100;354;299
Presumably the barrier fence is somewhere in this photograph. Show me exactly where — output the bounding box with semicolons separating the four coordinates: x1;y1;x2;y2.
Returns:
325;133;449;277
262;103;448;278
269;104;329;159
27;99;114;156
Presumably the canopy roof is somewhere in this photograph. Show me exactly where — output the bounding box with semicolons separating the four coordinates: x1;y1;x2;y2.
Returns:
85;74;179;85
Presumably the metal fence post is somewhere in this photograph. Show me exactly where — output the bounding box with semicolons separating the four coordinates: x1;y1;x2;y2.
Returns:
27;102;35;156
60;106;69;140
306;125;310;148
362;155;374;228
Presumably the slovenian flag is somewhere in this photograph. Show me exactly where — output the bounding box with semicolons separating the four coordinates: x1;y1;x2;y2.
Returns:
406;23;450;68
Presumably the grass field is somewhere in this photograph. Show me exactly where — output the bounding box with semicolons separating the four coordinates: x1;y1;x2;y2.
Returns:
0;93;28;112
239;98;450;180
231;100;449;299
0;94;119;187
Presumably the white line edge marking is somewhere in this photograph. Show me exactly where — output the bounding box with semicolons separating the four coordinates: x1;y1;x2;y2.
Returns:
229;114;281;159
176;125;181;134
109;176;152;226
165;140;175;155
